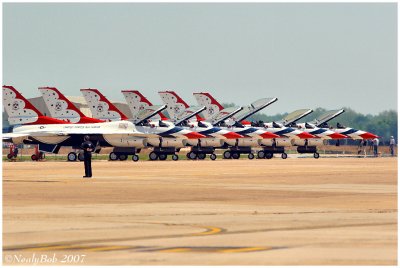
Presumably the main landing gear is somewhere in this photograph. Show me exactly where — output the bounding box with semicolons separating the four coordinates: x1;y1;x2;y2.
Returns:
257;146;287;159
148;147;179;161
108;152;140;161
186;146;217;160
222;146;254;160
297;146;320;159
67;151;85;162
108;147;140;162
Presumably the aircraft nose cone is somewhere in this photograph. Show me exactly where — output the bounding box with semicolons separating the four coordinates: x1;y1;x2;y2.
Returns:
297;132;315;139
223;132;243;139
184;131;206;139
260;132;280;139
360;132;379;139
328;132;347;139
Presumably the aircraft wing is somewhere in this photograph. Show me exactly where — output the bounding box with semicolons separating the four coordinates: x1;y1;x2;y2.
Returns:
175;106;206;125
211;106;243;125
231;98;278;122
133;105;167;125
279;109;313;126
312;109;345;127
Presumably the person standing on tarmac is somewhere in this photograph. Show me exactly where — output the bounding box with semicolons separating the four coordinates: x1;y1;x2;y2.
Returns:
373;137;379;157
81;135;95;178
389;136;396;156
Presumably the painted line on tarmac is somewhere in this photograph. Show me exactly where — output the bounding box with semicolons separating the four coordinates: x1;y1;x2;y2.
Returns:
191;226;225;236
25;244;144;252
217;221;397;237
7;221;392;253
157;247;192;253
219;246;272;253
3;224;225;252
141;246;281;253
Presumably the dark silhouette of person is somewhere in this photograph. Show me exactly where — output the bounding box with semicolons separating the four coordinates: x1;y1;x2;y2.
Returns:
81;135;95;178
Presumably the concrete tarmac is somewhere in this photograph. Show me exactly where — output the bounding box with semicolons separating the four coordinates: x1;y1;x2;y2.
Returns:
2;158;397;265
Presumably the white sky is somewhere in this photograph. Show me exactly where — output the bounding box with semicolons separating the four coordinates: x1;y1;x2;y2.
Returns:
3;3;397;115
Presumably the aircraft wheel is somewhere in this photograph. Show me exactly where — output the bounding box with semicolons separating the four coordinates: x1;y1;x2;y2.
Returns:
248;153;255;160
197;153;206;160
223;151;231;159
119;154;128;161
159;154;167;161
7;153;13;159
109;152;118;161
172;154;179;161
78;152;85;161
281;153;288;159
132;155;139;162
232;152;240;159
265;152;273;159
31;154;38;161
67;152;77;161
313;152;320;159
257;151;265;159
210;153;217;160
189;151;197;160
149;152;159;161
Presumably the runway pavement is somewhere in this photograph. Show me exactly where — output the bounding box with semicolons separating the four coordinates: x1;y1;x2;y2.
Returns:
2;158;397;265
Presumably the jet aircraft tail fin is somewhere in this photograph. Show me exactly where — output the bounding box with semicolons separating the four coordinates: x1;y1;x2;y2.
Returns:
158;91;190;121
80;88;128;121
193;92;225;120
39;87;104;123
3;85;67;125
122;90;168;121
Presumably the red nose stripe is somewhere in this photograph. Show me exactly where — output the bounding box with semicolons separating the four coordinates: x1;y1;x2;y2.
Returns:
360;132;379;139
184;132;206;139
260;132;280;139
328;132;347;139
222;132;243;139
297;132;315;139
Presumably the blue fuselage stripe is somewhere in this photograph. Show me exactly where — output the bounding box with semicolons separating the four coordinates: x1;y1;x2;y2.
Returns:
310;128;326;135
342;129;358;135
159;127;183;137
198;127;220;136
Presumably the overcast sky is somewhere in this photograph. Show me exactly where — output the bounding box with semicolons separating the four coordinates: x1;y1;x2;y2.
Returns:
3;3;397;115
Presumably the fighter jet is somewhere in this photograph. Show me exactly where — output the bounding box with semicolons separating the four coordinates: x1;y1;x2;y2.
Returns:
3;86;205;162
80;88;205;161
37;86;106;160
193;92;316;159
122;90;243;160
159;91;281;160
309;109;378;140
